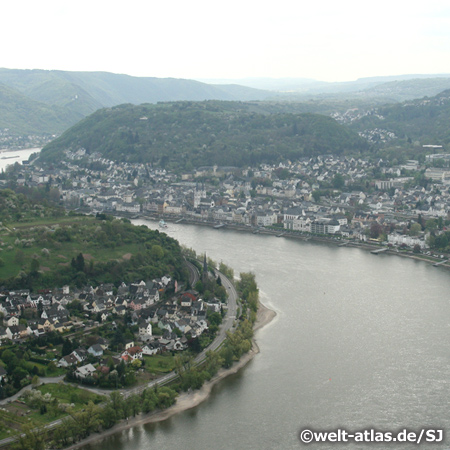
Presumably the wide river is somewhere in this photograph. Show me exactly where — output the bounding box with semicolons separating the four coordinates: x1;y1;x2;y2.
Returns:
0;148;41;172
83;220;450;450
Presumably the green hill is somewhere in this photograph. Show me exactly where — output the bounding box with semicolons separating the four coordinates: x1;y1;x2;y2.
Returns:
348;89;450;147
0;189;187;291
0;83;82;135
39;101;369;168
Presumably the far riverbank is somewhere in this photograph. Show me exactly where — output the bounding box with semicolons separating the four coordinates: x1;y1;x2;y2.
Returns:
131;214;450;271
63;301;276;450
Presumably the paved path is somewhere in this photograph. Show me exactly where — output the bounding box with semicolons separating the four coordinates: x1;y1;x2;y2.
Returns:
0;375;66;405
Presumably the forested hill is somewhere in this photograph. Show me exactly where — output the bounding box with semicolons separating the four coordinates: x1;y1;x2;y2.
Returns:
348;89;450;147
39;101;369;169
0;83;83;135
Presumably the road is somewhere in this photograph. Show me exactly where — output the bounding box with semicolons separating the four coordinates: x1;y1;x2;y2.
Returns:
123;267;239;396
0;375;66;406
0;267;240;447
184;259;200;287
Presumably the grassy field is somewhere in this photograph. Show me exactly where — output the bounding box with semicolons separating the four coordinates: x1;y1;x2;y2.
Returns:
37;383;105;406
143;354;176;374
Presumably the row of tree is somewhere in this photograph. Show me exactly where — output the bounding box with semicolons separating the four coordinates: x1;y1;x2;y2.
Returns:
14;385;178;450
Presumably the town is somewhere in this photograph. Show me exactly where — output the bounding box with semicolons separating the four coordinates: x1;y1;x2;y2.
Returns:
0;238;235;388
4;147;450;252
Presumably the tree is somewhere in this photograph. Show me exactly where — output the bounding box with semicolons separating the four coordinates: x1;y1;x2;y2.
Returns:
410;223;422;236
109;390;125;414
332;173;345;189
194;280;204;293
46;361;57;375
219;262;234;281
1;349;15;364
204;350;224;377
238;272;258;300
14;423;47;450
220;345;234;369
208;312;222;327
150;245;164;260
12;367;28;388
174;354;193;381
369;222;383;239
30;257;40;274
52;417;72;448
37;300;43;317
126;393;141;417
71;253;85;272
69;401;102;439
62;338;73;356
14;250;25;266
425;218;437;232
131;359;142;369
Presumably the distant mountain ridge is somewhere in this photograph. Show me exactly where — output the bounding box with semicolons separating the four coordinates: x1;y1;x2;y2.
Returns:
0;68;273;135
202;74;450;99
2;68;450;141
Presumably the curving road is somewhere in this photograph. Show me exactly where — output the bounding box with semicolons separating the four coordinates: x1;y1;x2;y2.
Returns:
184;259;200;287
123;267;239;397
0;375;66;406
0;267;239;447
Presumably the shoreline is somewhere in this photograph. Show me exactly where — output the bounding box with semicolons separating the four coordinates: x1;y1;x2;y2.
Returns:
63;301;276;450
134;214;450;271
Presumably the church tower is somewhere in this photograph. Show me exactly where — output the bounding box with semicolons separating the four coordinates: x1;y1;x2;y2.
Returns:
202;253;208;282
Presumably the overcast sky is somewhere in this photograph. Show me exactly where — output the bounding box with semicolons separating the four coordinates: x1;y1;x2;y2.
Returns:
2;0;450;82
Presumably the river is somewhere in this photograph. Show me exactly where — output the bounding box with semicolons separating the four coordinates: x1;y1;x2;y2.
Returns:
82;220;450;450
0;148;41;172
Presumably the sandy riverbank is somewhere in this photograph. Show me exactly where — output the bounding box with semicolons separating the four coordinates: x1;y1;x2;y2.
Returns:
64;301;276;450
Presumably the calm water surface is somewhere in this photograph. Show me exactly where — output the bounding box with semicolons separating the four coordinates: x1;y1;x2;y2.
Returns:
83;221;450;450
0;148;41;172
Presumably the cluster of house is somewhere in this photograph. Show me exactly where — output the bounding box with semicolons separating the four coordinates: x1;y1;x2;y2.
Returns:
61;286;217;379
0;130;52;150
0;276;222;378
0;291;71;341
4;150;450;250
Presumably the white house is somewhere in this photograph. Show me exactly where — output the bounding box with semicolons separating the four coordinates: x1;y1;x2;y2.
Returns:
76;364;96;379
122;346;143;361
387;233;428;249
139;322;153;336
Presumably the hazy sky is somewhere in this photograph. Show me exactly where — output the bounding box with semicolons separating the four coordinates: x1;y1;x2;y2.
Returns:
3;0;450;82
